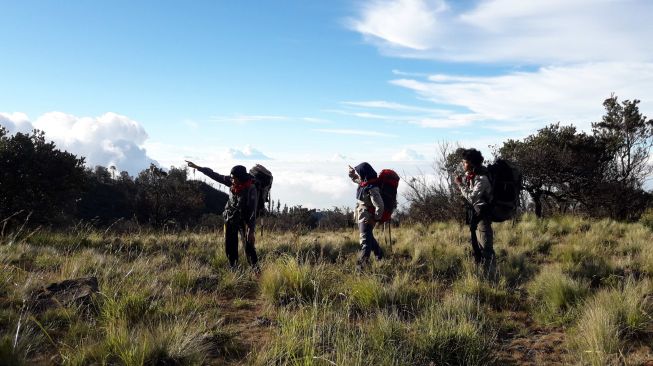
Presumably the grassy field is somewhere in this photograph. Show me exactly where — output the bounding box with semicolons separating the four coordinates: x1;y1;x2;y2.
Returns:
1;214;653;365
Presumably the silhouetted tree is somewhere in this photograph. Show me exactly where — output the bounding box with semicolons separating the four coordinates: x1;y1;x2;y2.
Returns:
0;128;86;225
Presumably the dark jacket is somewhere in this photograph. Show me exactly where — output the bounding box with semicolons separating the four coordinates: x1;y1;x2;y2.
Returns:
197;167;258;229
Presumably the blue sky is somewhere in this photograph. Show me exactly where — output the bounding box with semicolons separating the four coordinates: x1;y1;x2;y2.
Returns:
2;0;653;208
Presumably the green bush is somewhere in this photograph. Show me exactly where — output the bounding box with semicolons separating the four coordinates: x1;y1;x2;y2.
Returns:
415;293;496;366
527;266;589;325
568;279;652;366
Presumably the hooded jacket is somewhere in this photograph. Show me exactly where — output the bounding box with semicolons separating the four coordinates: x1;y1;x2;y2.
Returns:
351;162;384;223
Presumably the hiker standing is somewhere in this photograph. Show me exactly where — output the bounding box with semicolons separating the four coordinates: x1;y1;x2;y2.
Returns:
349;162;384;269
454;149;495;268
186;161;259;269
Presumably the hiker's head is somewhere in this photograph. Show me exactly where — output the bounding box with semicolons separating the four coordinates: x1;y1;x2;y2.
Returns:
230;165;249;183
354;162;378;181
462;149;484;173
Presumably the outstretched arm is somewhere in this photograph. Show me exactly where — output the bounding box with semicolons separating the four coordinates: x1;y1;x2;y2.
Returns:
186;160;232;186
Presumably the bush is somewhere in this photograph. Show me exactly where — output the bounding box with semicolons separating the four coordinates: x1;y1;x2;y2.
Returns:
568;279;653;366
527;266;589;325
415;293;496;365
260;256;338;306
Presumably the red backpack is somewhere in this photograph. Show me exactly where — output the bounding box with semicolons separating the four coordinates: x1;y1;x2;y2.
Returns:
377;169;400;222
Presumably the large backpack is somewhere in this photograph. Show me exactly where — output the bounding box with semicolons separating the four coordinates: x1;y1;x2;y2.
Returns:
377;169;400;222
486;159;522;222
249;164;273;217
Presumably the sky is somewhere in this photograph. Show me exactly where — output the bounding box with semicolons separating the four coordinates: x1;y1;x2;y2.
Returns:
2;0;653;209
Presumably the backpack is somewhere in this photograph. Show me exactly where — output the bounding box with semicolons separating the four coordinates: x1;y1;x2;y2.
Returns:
486;159;522;222
249;164;273;217
377;169;400;222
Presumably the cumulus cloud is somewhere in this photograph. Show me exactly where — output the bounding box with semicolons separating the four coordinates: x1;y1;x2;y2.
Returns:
0;112;33;134
392;148;426;161
221;145;271;160
0;111;156;174
350;0;653;63
390;63;653;132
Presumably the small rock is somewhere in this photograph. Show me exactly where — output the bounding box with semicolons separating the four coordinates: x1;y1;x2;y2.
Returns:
29;277;99;312
253;316;274;327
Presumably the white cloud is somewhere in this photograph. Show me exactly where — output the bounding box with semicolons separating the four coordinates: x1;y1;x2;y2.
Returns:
211;115;289;123
342;100;446;114
314;129;397;137
1;111;156;174
392;148;426;161
350;0;653;63
391;62;653;132
221;145;271;160
153;148;436;209
0;112;33;134
349;0;448;51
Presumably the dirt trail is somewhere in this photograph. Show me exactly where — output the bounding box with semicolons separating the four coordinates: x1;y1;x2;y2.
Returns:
208;294;274;365
495;311;569;365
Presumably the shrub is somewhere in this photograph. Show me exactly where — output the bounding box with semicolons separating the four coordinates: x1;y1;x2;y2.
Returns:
527;266;589;325
415;293;496;366
568;279;653;365
260;256;337;306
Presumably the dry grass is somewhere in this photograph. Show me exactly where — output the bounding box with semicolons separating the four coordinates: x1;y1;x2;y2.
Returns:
0;215;652;365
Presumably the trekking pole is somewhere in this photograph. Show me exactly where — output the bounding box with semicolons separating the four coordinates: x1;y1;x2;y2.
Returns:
388;222;393;253
382;222;387;248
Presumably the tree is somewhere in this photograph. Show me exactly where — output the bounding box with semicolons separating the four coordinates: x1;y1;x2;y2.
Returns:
499;124;610;217
0;128;86;225
589;95;653;219
593;95;653;188
403;142;466;222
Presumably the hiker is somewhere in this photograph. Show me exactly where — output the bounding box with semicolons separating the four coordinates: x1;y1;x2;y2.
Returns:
186;161;259;269
349;162;384;269
454;148;495;268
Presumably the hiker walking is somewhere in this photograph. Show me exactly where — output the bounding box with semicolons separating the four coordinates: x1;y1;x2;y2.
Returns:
454;149;495;269
186;161;259;269
349;162;384;269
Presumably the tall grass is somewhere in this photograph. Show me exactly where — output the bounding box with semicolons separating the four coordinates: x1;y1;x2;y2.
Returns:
2;216;653;364
568;279;653;366
526;265;589;324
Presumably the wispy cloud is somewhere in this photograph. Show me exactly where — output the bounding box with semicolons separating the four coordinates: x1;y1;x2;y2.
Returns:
210;115;289;123
210;114;330;124
391;62;653;132
328;103;475;129
349;0;653;63
342;100;447;114
314;129;396;137
182;119;199;129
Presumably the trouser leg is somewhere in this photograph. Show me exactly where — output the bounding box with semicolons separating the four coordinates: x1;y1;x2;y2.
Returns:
242;224;259;267
478;216;495;277
477;216;494;261
358;221;383;265
224;223;239;267
469;216;484;264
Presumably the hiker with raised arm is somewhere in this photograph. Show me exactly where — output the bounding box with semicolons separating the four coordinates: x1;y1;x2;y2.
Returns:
349;162;384;270
186;160;259;269
454;149;495;270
